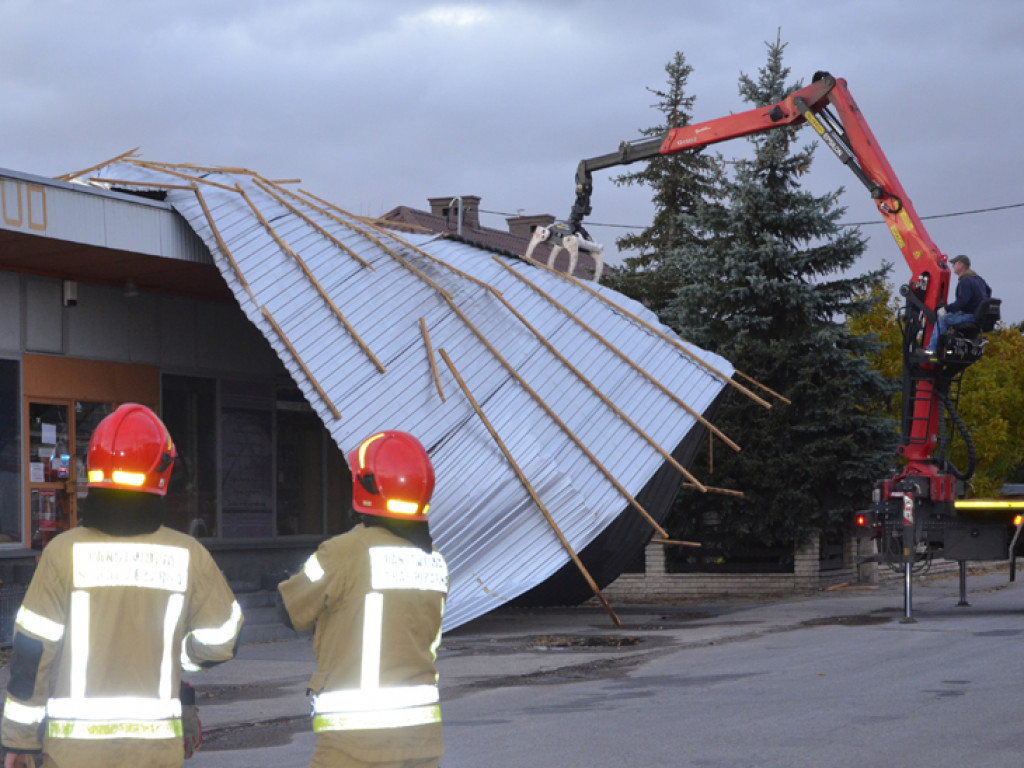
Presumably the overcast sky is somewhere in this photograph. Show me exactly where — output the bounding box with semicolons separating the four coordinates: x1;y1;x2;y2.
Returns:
3;0;1022;323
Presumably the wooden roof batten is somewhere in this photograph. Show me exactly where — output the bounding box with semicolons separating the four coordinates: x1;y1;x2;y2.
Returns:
67;154;756;551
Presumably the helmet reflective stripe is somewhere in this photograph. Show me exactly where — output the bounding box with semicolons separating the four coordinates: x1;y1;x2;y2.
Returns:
357;432;387;470
361;592;384;691
303;553;325;583
111;470;146;487
15;606;65;642
47;697;182;721
313;703;441;732
3;697;46;724
47;718;183;740
73;542;190;592
369;547;448;593
190;601;243;646
314;684;439;714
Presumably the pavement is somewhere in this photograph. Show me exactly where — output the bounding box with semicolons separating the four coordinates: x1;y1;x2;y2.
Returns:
1;563;1018;765
188;563;1013;741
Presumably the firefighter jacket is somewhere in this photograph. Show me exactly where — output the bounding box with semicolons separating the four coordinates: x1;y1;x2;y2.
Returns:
278;523;448;764
1;525;243;768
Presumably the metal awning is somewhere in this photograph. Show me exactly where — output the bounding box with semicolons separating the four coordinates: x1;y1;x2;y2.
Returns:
68;154;752;629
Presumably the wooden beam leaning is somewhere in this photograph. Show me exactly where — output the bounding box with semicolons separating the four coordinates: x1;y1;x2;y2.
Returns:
299;190;495;296
524;258;774;410
87;178;195;192
439;299;669;537
681;482;743;497
420;318;446;403
734;369;792;406
57;147;141;181
295;209;672;536
126;159;239;193
234;183;387;374
439;348;621;627
493;257;741;453
191;184;257;306
477;279;708;493
262;306;341;420
253;178;374;270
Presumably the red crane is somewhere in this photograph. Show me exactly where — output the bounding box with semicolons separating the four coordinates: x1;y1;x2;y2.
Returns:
528;72;1013;619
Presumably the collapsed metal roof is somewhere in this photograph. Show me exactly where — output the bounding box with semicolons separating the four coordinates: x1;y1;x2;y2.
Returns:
67;153;751;629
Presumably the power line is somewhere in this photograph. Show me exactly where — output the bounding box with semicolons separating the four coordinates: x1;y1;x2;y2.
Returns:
482;201;1024;231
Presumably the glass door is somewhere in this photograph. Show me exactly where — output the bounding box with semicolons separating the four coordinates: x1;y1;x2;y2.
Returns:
28;401;71;549
27;400;111;549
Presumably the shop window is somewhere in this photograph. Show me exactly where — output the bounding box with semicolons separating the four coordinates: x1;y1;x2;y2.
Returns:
276;408;324;535
0;360;20;543
163;375;217;538
220;380;273;538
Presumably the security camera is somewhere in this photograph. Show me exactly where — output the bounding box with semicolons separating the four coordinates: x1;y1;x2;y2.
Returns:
62;280;78;307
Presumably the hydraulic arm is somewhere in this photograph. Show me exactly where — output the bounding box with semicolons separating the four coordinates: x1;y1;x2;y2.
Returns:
530;71;1012;619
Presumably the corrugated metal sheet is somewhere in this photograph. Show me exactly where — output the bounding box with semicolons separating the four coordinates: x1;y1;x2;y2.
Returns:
74;159;739;629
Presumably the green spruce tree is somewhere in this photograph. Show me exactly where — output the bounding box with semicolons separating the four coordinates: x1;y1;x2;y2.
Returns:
662;35;897;565
601;51;721;313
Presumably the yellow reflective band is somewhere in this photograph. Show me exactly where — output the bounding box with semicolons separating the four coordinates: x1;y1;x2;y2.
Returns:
955;500;1024;510
180;643;201;673
73;542;190;592
47;718;183;740
369;547;448;593
191;601;242;647
15;606;65;642
386;499;419;515
312;703;441;732
88;470;104;483
161;594;185;700
48;697;182;721
361;592;384;690
3;697;47;725
303;553;325;583
357;433;387;470
111;470;146;487
314;685;439;715
69;591;89;700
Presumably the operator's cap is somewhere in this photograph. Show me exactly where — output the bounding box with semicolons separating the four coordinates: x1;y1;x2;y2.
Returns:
950;254;971;268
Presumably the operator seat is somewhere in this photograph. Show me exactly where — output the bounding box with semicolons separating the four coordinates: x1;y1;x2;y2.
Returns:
952;297;1002;340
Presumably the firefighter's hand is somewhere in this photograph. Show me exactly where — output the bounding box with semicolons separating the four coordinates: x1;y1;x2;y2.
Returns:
5;752;38;768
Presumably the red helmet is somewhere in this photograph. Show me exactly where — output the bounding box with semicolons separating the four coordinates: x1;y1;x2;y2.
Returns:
348;431;435;521
87;403;177;496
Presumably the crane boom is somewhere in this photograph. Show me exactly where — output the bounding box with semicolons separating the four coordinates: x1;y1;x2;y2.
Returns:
531;70;1010;619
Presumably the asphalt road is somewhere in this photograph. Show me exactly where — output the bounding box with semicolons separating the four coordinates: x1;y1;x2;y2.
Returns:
13;566;1013;767
439;573;1024;768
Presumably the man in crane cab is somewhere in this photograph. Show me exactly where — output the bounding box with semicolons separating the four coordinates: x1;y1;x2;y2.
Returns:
925;254;992;355
1;403;243;768
278;430;448;768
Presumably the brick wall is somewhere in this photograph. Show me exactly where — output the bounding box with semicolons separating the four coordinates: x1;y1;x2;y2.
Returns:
600;537;859;601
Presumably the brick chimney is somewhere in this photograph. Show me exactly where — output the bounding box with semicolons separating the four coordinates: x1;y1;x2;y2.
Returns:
506;213;556;240
428;196;481;231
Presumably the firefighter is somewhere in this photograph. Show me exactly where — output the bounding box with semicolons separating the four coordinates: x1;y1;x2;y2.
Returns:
279;430;448;768
1;403;243;768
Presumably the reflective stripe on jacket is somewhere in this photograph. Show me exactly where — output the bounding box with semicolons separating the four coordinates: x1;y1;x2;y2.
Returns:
279;524;448;762
0;526;243;764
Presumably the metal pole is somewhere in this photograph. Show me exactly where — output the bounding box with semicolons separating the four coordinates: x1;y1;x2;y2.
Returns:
900;492;916;623
956;561;970;607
